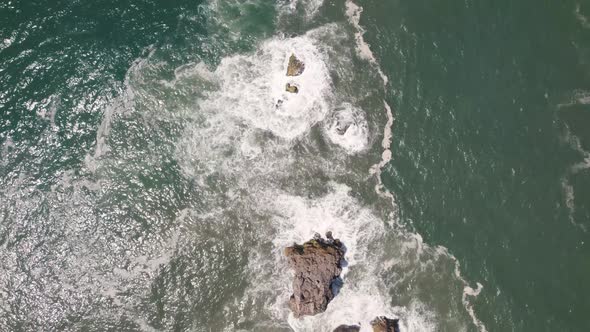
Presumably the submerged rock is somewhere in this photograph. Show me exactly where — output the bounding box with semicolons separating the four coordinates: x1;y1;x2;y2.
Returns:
285;83;299;93
333;324;361;332
285;232;345;318
335;120;351;135
286;53;305;76
370;316;400;332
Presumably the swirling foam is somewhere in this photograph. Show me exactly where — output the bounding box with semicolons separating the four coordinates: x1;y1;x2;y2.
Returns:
204;34;333;140
175;28;337;183
324;103;369;153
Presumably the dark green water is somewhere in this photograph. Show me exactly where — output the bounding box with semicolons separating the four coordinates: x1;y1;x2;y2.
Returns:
362;0;590;330
1;0;589;331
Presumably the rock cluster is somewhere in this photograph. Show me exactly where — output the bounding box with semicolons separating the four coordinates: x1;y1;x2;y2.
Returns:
332;316;400;332
284;232;402;330
284;53;304;94
370;316;400;332
286;53;305;76
284;232;344;318
333;324;360;332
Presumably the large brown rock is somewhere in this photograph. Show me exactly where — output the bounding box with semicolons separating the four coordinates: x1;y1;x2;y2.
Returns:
286;54;305;76
285;232;345;318
333;324;360;332
371;316;400;332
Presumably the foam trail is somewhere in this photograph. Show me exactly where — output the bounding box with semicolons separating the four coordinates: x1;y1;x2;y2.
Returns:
88;52;153;167
560;125;590;231
454;256;488;332
345;1;488;330
345;0;396;208
345;0;389;86
567;128;590;174
370;101;396;209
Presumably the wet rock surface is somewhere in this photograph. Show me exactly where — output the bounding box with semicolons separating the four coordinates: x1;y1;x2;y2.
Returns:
333;324;361;332
286;53;305;76
285;83;299;93
370;316;400;332
285;232;345;318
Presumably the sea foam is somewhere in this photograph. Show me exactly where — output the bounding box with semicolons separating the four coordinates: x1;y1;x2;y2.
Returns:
207;34;333;140
251;183;444;332
324;103;369;153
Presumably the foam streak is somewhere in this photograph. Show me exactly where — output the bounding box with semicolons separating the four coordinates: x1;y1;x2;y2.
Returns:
345;1;488;331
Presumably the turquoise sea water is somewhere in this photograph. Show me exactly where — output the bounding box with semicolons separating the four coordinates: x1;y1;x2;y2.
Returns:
1;0;589;331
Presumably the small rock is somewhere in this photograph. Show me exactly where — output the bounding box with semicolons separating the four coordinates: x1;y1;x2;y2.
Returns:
370;316;400;332
333;324;361;332
285;83;299;93
285;232;345;318
326;231;334;241
335;121;351;135
286;54;305;76
275;99;284;108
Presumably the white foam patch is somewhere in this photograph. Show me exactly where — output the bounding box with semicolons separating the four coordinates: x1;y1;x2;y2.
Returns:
175;27;341;182
287;291;393;332
287;288;437;332
1;35;15;51
324;103;369;153
265;184;390;330
279;0;326;19
575;3;590;29
205;34;333;139
270;183;382;272
560;125;590;231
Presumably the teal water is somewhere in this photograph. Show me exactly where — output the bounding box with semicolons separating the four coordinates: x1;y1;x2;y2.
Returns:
362;0;590;330
1;0;589;331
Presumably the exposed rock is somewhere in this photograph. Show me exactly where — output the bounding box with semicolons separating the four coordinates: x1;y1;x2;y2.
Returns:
286;53;305;76
275;99;284;108
371;316;400;332
335;120;351;135
333;324;361;332
285;232;345;318
285;83;299;93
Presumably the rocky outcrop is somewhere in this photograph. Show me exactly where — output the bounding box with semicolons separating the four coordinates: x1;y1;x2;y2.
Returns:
285;232;345;318
285;83;299;93
371;316;400;332
332;317;401;332
286;54;305;76
333;324;361;332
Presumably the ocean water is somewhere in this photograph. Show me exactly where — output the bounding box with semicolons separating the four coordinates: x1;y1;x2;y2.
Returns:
0;0;589;331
